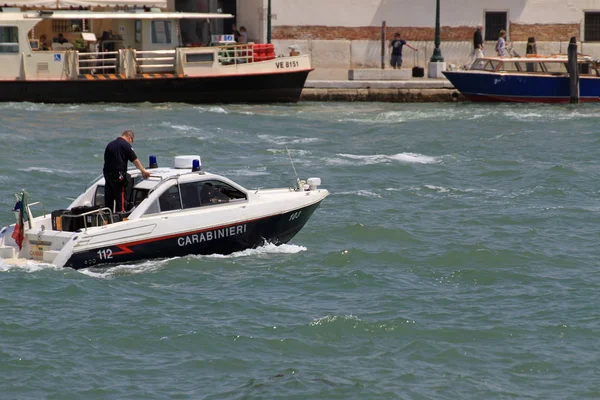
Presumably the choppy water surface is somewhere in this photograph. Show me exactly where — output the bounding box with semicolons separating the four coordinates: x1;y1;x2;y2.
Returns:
1;102;600;399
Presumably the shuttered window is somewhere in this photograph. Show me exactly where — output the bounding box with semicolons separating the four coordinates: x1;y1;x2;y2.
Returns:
485;12;507;41
585;12;600;41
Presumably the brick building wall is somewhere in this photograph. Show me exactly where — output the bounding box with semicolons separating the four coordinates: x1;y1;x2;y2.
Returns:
274;24;582;42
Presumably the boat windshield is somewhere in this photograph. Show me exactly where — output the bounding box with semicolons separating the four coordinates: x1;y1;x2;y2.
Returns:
470;60;499;71
543;62;568;74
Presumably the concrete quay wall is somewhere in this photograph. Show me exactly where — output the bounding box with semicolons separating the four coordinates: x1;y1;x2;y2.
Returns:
301;80;461;102
301;88;461;102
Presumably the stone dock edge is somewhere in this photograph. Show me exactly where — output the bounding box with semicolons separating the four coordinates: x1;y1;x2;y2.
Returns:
300;79;463;102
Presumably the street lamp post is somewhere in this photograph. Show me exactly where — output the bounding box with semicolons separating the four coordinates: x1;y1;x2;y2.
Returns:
430;0;443;62
267;0;272;44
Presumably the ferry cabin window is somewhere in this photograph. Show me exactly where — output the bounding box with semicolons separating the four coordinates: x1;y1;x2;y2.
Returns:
485;12;507;41
180;180;246;209
0;27;19;53
151;21;172;44
52;19;89;33
585;12;600;41
186;53;214;63
158;185;181;212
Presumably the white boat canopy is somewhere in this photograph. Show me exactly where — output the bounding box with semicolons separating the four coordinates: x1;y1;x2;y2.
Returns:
4;0;167;8
20;10;235;20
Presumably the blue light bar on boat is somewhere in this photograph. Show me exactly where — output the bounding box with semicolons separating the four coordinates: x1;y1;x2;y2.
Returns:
192;159;201;172
149;155;158;169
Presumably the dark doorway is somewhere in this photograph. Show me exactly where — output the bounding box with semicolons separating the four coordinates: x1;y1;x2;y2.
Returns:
222;0;237;35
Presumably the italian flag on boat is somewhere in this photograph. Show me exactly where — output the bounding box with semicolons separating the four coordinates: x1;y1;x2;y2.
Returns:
12;191;27;250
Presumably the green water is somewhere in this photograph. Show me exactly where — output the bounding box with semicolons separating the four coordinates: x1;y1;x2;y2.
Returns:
0;102;599;399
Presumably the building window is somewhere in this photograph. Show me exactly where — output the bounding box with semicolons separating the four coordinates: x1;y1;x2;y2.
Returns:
585;12;600;41
151;21;172;44
485;12;507;41
0;26;19;54
52;20;89;33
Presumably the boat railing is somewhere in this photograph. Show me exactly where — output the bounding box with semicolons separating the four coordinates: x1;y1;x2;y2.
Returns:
135;50;176;73
25;201;46;229
215;43;255;65
77;51;119;75
61;207;114;231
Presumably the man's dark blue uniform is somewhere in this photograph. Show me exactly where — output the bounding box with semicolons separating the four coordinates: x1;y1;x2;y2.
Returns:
103;130;149;212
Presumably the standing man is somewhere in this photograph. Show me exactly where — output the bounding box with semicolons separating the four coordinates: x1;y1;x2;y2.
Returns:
390;32;417;69
473;24;484;58
103;130;151;213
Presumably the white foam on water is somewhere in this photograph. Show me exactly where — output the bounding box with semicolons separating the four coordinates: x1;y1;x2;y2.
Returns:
0;258;63;273
194;106;228;114
19;166;79;175
423;185;450;193
78;257;177;279
332;152;438;166
258;134;320;145
168;124;203;132
223;167;270;177
387;152;438;164
266;148;312;157
310;314;362;326
334;190;381;198
193;243;307;259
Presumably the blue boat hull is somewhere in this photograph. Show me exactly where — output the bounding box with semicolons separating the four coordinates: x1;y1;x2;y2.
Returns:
443;71;600;103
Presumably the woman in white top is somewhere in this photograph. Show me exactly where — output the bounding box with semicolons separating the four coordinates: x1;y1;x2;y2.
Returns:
496;30;507;56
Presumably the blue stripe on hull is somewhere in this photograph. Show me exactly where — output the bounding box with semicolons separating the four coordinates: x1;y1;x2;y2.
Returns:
443;71;600;102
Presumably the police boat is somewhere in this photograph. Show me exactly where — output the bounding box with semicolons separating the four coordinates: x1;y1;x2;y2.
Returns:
0;155;328;269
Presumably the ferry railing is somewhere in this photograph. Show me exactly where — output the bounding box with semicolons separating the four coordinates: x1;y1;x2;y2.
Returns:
215;43;254;65
78;51;118;74
135;50;176;73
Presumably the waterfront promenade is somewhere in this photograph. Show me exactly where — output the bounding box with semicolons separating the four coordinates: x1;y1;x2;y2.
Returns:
301;73;460;102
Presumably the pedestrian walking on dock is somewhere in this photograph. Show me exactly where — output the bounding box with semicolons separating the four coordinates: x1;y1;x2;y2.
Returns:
496;30;507;56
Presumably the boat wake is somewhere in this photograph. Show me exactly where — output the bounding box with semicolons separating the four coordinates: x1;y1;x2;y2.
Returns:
0;258;62;273
0;243;306;278
82;243;306;278
198;243;307;259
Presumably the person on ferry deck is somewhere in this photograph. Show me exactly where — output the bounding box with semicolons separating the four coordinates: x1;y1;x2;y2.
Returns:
103;130;151;213
53;33;69;44
237;26;248;44
39;34;49;50
231;24;241;42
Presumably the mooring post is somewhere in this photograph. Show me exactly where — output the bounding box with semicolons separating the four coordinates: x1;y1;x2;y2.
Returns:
568;36;579;104
381;21;386;70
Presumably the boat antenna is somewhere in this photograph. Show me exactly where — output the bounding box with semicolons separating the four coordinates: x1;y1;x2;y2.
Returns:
286;146;300;186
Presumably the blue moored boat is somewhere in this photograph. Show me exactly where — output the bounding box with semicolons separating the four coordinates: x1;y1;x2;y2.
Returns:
443;55;600;103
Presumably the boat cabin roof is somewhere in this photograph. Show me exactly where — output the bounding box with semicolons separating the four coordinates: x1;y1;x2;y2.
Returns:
128;168;230;191
0;10;234;21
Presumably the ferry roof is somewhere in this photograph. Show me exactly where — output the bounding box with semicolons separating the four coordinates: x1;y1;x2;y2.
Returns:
21;10;234;20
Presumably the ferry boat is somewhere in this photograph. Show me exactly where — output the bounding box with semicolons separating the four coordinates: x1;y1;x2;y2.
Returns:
0;5;312;103
443;54;600;103
0;155;328;269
